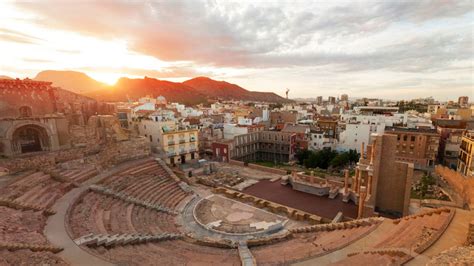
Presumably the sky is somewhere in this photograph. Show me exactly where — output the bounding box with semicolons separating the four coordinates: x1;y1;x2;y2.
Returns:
0;0;472;100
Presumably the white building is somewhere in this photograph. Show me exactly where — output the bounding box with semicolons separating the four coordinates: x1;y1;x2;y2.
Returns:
309;130;336;151
337;122;385;153
223;124;249;139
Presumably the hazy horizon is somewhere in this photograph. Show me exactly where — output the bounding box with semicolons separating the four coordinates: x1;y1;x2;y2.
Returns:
1;0;473;100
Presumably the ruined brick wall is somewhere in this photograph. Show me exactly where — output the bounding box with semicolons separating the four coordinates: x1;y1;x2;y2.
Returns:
0;148;86;172
373;134;413;216
467;220;474;245
0;137;150;173
435;165;474;208
247;163;288;175
0;79;56;118
84;137;150;169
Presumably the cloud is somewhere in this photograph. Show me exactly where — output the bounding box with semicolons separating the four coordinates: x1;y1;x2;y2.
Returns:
0;27;43;44
16;0;472;69
5;0;473;99
77;65;214;79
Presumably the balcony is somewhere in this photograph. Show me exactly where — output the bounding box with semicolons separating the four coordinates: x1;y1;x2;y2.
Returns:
167;151;176;157
179;139;186;144
189;148;196;153
168;140;175;145
189;138;196;142
179;149;187;154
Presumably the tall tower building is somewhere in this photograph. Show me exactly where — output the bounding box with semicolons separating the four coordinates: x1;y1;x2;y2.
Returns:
458;96;469;106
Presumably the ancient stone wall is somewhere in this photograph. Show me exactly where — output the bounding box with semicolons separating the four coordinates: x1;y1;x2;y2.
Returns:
229;159;245;167
0;137;149;173
467;220;474;245
214;187;325;224
247;163;288;175
295;172;344;187
435;165;474;209
0;79;56;118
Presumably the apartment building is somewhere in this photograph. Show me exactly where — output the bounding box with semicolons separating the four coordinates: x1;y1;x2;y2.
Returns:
161;127;199;165
134;113;199;166
385;127;440;169
309;129;336;151
281;124;310;151
229;131;296;163
457;130;474;177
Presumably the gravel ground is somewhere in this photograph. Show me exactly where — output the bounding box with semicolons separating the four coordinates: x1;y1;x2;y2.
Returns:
427;245;474;265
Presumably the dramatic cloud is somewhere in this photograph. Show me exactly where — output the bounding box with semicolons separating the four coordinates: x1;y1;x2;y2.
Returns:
1;0;473;99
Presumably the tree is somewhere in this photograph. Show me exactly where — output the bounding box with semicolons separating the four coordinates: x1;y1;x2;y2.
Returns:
303;148;337;169
330;153;350;168
420;174;435;198
347;149;360;163
295;149;312;165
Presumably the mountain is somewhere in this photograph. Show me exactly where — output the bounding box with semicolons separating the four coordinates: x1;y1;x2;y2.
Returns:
33;70;290;104
86;77;207;105
0;75;12;79
183;77;289;103
34;70;107;93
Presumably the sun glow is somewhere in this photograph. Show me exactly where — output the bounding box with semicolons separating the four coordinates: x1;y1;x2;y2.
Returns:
0;2;170;81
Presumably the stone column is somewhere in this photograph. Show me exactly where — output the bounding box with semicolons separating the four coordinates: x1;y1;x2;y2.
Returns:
370;141;376;165
361;142;365;159
354;168;359;193
367;173;373;196
344;169;349;194
356;168;362;194
358;186;367;219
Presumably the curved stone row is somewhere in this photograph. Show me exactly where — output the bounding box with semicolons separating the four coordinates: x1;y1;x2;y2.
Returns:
393;207;451;224
0;197;55;215
290;217;383;234
0;241;63;253
89;185;177;215
75;232;183;247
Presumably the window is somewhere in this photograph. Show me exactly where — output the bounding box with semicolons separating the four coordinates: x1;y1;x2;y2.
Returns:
403;135;407;141
411;136;416;142
149;135;153;142
19;106;32;117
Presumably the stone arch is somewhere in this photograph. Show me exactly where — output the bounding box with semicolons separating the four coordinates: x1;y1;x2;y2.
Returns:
7;122;53;154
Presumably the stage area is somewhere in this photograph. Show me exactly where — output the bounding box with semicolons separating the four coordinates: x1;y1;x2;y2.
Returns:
194;195;287;235
243;180;358;219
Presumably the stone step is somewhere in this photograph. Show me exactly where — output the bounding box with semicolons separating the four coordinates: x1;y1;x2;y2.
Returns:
75;232;183;247
89;185;177;215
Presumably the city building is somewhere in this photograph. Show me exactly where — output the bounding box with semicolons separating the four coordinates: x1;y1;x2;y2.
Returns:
281;123;310;151
316;96;323;105
328;96;336;105
337;122;385;153
160;125;199;165
133;111;199;165
458;96;469;107
228;131;296;163
457;130;474;177
436;120;473;169
385;127;440;169
270;111;298;129
309;129;336;151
